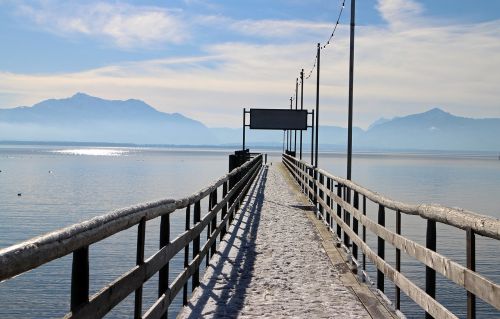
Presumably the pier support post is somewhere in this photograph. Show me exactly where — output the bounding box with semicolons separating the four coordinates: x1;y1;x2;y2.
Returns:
134;218;146;318
377;205;385;293
336;184;342;241
425;219;436;319
158;214;170;319
466;228;476;319
395;210;401;310
183;206;191;306
352;191;359;263
71;246;89;311
192;201;201;291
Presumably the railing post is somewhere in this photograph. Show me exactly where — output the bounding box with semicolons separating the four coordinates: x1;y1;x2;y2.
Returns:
192;200;201;291
183;205;191;306
425;219;436;319
336;183;342;241
466;228;476;319
395;210;401;311
343;186;351;248
352;191;359;263
158;214;170;319
221;182;228;239
326;177;331;225
134;218;146;319
377;205;385;292
210;189;218;258
362;195;366;271
206;193;212;268
71;246;89;312
318;173;324;220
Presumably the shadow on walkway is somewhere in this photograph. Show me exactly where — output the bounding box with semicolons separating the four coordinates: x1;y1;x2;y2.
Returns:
182;165;268;318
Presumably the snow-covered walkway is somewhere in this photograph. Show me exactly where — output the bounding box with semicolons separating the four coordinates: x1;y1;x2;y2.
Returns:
177;164;376;319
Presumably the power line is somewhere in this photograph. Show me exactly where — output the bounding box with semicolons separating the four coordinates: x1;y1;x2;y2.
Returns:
303;0;346;80
322;0;346;49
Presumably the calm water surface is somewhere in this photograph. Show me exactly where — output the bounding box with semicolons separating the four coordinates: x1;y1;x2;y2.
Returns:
0;146;499;318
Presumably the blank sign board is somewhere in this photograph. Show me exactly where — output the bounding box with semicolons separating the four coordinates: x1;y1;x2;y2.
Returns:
249;109;308;130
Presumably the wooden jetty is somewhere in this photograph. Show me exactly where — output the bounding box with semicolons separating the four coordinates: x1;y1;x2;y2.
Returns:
0;153;499;319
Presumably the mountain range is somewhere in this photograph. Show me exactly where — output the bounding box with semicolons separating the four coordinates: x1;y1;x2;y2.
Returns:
1;93;499;151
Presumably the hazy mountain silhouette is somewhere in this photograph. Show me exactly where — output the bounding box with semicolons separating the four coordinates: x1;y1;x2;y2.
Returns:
362;108;500;151
1;94;499;151
0;93;215;144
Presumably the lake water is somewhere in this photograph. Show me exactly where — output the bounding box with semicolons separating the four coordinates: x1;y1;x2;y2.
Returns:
0;145;498;318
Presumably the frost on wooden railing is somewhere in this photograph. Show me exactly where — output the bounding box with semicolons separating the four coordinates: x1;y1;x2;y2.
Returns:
0;154;263;319
282;154;499;319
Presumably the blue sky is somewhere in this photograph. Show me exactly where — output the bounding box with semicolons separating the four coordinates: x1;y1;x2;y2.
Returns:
0;0;499;128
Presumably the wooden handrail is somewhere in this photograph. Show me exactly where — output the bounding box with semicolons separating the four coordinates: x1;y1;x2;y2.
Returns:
283;153;500;240
282;153;500;318
0;154;262;282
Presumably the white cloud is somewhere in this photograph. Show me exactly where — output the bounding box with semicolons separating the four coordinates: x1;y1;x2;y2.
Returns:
1;0;499;129
16;1;187;48
377;0;424;28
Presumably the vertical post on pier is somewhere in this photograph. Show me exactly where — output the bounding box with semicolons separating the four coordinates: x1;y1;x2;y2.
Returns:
221;182;228;240
158;214;170;319
210;189;218;258
283;130;285;153
300;69;304;160
326;178;331;224
425;219;436;319
310;110;315;166
347;0;356;181
362;195;367;271
314;43;320;169
395;210;401;310
182;206;191;306
135;218;146;318
377;205;385;293
466;228;476;319
294;77;298;154
343;186;350;249
192;200;201;291
206;194;212;268
318;173;324;219
336;184;342;240
71;246;89;312
242;108;246;151
289;97;293;152
352;191;359;263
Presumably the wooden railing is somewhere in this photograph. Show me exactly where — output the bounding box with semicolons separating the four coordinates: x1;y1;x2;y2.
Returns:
0;154;263;319
282;153;499;319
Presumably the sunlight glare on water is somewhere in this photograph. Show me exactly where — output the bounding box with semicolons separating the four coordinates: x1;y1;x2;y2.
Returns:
52;148;129;156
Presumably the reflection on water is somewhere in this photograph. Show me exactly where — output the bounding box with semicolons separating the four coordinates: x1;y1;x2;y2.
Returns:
53;148;129;156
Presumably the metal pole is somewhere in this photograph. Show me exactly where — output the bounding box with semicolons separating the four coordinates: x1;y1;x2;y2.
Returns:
283;130;285;153
242;108;246;151
314;43;320;168
347;0;356;180
289;97;293;152
294;78;298;154
311;110;315;166
300;69;304;160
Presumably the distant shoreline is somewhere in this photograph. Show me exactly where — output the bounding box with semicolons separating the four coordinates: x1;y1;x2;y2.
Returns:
1;140;498;160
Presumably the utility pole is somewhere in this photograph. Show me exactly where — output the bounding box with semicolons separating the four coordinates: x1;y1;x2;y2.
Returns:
314;43;320;168
300;69;304;160
347;0;356;180
289;97;293;152
294;78;298;154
